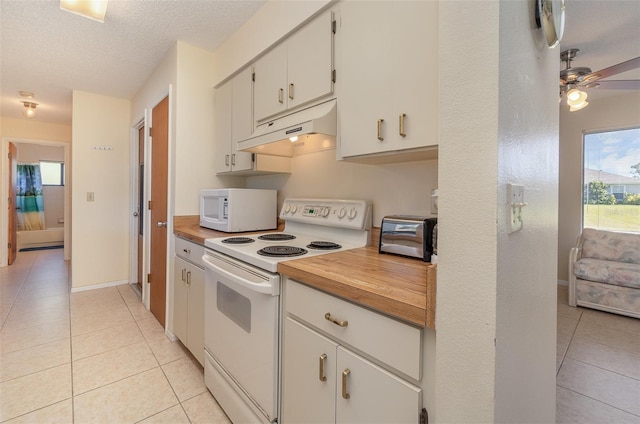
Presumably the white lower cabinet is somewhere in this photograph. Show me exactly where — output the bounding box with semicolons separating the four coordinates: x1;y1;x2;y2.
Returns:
282;279;423;423
173;238;205;366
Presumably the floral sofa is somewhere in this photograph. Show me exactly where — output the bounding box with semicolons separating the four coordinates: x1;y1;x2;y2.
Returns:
568;228;640;319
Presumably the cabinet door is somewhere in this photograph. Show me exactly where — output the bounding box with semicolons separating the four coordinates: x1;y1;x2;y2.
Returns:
339;1;438;158
287;9;334;110
186;264;205;366
213;80;232;173
253;43;288;122
336;347;422;424
173;256;189;343
230;67;255;172
282;317;337;424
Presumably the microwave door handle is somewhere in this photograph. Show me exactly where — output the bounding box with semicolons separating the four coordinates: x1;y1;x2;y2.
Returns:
202;254;274;295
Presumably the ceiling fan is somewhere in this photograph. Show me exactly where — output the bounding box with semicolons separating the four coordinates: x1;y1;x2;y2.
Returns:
559;49;640;111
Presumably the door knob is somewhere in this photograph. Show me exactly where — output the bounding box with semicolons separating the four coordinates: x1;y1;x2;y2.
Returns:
156;221;167;228
133;212;139;217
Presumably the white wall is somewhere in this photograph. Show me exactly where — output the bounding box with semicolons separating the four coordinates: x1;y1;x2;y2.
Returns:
436;1;558;422
247;149;438;225
71;91;131;289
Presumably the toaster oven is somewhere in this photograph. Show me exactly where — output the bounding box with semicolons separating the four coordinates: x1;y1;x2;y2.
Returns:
379;216;437;262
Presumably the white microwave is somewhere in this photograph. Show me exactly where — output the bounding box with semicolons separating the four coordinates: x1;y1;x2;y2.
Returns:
200;188;277;233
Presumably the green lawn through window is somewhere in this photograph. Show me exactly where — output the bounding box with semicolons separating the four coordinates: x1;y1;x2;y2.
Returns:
583;204;640;233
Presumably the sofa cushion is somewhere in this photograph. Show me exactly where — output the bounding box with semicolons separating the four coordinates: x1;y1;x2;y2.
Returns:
574;258;640;289
581;228;640;264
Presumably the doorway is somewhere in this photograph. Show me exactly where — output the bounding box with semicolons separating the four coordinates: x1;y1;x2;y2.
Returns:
2;138;70;267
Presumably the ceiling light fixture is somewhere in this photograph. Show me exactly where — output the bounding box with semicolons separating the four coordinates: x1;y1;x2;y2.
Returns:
565;86;589;112
22;102;38;119
60;0;108;23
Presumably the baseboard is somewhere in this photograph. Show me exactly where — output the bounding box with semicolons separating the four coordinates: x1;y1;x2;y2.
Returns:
557;280;568;286
71;279;129;293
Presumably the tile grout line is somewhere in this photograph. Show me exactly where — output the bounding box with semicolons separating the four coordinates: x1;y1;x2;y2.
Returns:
557;384;640;418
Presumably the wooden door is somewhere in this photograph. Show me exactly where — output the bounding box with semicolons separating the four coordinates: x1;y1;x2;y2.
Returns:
8;142;17;265
137;126;144;289
149;96;169;327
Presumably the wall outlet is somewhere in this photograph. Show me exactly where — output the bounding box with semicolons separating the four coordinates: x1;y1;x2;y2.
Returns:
507;183;524;234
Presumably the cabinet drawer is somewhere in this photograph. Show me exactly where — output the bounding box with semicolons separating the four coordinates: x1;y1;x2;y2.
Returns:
175;237;204;268
285;279;422;381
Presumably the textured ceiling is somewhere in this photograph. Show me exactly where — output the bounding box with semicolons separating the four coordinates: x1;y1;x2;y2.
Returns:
1;0;638;125
0;0;266;124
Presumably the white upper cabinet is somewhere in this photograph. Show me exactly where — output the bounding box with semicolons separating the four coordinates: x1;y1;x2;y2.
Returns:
338;1;438;159
253;9;335;123
214;67;291;174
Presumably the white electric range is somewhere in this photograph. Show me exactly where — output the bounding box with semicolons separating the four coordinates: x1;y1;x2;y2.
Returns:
202;198;372;424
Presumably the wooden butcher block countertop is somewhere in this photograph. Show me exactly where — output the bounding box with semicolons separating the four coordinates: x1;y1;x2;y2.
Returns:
173;216;436;329
279;244;436;329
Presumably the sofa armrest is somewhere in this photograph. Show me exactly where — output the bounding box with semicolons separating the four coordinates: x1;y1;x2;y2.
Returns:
568;247;582;306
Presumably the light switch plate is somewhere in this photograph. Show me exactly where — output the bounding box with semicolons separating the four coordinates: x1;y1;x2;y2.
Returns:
86;192;95;202
507;183;524;233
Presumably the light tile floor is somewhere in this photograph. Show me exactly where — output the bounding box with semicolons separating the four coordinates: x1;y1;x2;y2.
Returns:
556;285;640;423
2;250;639;423
0;249;231;423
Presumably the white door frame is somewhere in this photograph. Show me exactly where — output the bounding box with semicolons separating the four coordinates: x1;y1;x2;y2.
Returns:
0;137;71;267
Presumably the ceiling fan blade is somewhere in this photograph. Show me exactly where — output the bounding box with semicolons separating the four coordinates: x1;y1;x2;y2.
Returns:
588;80;640;90
579;57;640;85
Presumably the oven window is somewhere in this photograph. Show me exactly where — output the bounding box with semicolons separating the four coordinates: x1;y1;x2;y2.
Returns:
217;281;251;333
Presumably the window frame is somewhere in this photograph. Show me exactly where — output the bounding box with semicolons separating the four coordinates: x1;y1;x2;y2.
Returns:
39;160;65;187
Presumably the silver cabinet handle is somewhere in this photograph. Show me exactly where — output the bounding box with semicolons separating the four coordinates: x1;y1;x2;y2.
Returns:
288;83;294;100
157;221;167;228
183;248;191;254
342;369;351;399
186;271;191;285
399;113;407;137
225;155;229;166
231;154;236;165
325;312;348;327
181;268;186;282
278;88;284;104
319;354;327;382
377;119;384;141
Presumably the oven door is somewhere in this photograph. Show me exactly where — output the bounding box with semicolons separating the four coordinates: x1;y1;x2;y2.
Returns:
202;250;280;423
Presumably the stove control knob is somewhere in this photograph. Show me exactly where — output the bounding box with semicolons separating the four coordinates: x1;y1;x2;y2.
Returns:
283;204;291;214
321;207;330;217
338;207;347;219
291;205;298;214
348;208;358;220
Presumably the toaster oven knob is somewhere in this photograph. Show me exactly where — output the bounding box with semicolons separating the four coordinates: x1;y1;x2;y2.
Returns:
338;207;347;219
348;208;358;220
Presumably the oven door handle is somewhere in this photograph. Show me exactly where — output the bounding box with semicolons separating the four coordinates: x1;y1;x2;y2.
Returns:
202;254;274;295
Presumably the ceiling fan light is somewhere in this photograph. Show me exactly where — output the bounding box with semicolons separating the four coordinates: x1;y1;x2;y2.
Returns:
569;100;589;112
566;88;588;106
22;102;38;119
60;0;108;23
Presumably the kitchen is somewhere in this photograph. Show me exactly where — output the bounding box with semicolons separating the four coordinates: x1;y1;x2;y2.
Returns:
0;0;562;422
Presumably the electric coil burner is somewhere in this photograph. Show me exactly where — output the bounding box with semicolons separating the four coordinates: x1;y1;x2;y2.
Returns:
221;237;255;244
257;246;308;257
258;233;296;241
307;241;342;250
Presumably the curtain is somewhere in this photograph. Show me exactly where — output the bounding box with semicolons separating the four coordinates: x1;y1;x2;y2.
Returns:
16;164;45;231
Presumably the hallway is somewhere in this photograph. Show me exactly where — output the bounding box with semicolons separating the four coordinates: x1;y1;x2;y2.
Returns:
0;249;230;423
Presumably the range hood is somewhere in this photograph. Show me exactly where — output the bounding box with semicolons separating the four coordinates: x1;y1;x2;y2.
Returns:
237;99;336;157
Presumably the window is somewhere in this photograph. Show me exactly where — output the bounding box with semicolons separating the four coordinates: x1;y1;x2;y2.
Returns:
583;127;640;233
40;161;65;186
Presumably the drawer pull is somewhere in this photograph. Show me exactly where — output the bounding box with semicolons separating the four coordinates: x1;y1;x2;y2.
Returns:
181;268;186;282
342;369;351;399
377;119;384;141
319;353;327;382
325;312;348;327
399;113;407;137
183;248;191;254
